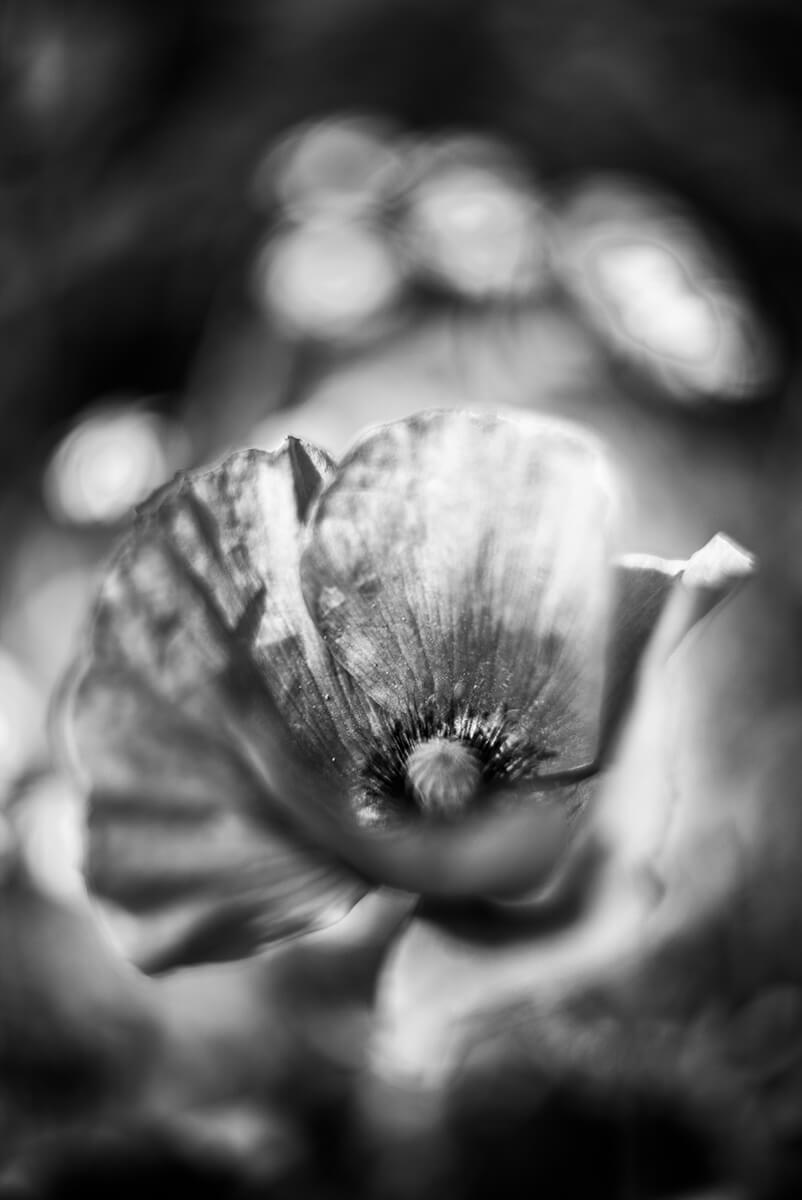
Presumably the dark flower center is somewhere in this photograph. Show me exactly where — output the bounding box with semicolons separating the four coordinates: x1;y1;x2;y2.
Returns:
405;737;481;817
353;694;561;827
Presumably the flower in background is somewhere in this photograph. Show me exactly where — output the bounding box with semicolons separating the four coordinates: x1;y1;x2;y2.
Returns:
255;220;405;345
555;175;780;406
251;114;408;344
43;400;189;529
396;135;552;301
252;113;405;223
246;114;783;412
249;119;553;345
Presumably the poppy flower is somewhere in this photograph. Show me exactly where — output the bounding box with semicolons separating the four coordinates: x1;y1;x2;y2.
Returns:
59;410;749;973
6;409;776;1193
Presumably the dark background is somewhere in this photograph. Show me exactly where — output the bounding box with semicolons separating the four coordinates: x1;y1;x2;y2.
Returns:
2;0;802;475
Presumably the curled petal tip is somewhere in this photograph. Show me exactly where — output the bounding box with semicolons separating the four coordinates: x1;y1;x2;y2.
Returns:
646;533;757;665
682;533;756;590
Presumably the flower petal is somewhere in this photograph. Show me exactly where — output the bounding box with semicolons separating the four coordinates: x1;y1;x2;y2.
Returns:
598;534;754;761
597;552;684;758
101;440;380;775
301;411;618;773
70;675;366;973
63;440;375;969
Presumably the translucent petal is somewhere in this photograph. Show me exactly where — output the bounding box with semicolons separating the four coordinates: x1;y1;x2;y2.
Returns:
301;411;618;774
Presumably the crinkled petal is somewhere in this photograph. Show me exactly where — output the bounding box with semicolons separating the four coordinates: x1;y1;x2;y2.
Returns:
301;411;617;773
92;441;381;773
63;440;376;969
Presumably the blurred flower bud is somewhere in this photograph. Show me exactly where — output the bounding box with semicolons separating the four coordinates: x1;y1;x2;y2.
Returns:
398;135;552;301
254;220;405;344
253;112;405;221
555;175;781;407
43;400;189;528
